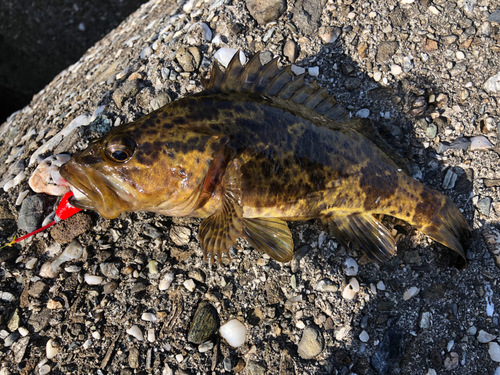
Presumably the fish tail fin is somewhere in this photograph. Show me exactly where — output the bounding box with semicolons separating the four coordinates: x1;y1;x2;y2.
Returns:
322;213;397;263
412;193;470;268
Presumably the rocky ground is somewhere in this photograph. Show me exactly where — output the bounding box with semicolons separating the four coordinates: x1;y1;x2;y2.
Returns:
1;0;500;374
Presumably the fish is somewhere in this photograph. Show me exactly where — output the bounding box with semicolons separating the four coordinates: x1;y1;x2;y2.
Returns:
59;52;470;266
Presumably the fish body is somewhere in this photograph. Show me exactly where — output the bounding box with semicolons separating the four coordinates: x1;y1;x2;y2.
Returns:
60;53;470;265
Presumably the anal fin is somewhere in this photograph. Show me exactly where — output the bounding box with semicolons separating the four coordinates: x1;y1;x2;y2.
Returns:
199;160;243;262
323;213;397;263
243;218;294;262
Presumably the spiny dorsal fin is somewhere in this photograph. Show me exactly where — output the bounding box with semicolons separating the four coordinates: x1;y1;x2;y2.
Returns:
203;51;351;123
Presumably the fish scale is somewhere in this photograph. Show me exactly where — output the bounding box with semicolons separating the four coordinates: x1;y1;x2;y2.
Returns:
60;52;470;267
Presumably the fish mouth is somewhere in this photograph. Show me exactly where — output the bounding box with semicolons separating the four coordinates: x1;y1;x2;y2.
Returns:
59;160;132;219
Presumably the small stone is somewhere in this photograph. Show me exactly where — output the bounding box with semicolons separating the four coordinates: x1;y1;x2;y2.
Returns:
39;364;51;375
359;330;369;342
442;169;458;190
85;274;103;285
29;281;48;298
12;336;30;364
100;263;120;279
477;197;492;217
112;80;140;109
170;226;191;246
391;65;403;75
444;352;459;370
488;10;500;24
18;194;46;233
355;109;370;119
50;212;92;244
377;281;386;291
142;313;157;323
296;320;305;329
428;5;440;14
47;299;63;309
7;309;20;332
188;301;219;344
198;341;214;353
426;124;437;138
220;319;246;348
18;327;29;336
292;0;324;34
491;342;500;362
342;278;359;300
373;71;382;82
246;360;266;375
376;41;398;62
147;328;155;343
25;258;37;270
470;136;493;150
319;26;342;44
484;71;500;93
456;51;465;60
129;347;140;369
291;65;306;75
126;325;144;341
422;38;438;53
283;40;298;63
403;287;420;301
103;281;119;294
46;339;60;359
4;332;19;347
183;279;196;292
176;354;184;363
159;272;174;291
297;325;324;359
176;46;202;72
420;312;432;329
245;0;286;25
467;326;477;335
477;330;496;343
308;67;320;77
150;92;172;111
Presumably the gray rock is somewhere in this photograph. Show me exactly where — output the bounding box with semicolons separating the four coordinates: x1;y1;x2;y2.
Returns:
27;308;51;332
371;327;403;375
143;223;162;239
292;0;326;34
376;42;399;63
246;360;266;375
100;263;121;279
112;80;141;109
426;123;437;138
477;197;492;217
283;40;298;63
12;336;30;364
344;77;361;91
297;325;324;359
488;10;500;24
28;280;48;298
103;281;119;294
187;301;219;344
245;0;286;25
436;137;471;153
128;347;140;368
150;92;172;111
18;194;46;233
477;329;496;343
176;46;201;72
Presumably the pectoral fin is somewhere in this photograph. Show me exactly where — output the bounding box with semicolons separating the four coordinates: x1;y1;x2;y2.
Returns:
243;218;294;262
199;159;243;262
323;213;397;263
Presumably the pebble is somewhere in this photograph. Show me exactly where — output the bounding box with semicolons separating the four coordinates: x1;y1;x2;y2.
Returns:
470;136;493;151
442;169;457;190
444;352;459;370
244;0;286;25
283;40;298;63
477;330;496;343
39;365;51;375
18;327;29;337
391;65;403;75
319;26;341;44
297;325;324;359
159;272;174;291
8;309;20;331
183;279;196;292
403;287;420;301
141;313;157;323
112;80;140;109
490;342;500;362
436;138;470;153
4;332;19;347
188;301;219;344
219;319;246;348
198;341;213;353
488;10;500;24
316;279;338;292
12;335;30;364
343;258;359;276
176;46;201;72
102;281;118;294
482;227;500;268
373;71;382;81
170;226;191;246
126;325;144;341
150;92;172;110
484;71;500;93
477;197;492;217
377;281;386;291
291;65;306;75
420;312;432;329
18;194;46;232
308;66;319;77
359;330;369;342
99;263;120;279
342;278;359;300
147;328;155;343
355;109;370;119
84;274;103;285
426;123;437;138
46;339;59;359
39;240;83;278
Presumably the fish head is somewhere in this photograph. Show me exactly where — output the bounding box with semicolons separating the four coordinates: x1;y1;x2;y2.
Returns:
60;118;228;219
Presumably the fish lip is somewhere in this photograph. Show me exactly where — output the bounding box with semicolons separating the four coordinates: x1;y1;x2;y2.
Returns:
59;161;95;209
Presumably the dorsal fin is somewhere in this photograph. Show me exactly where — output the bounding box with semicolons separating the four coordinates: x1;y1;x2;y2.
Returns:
203;51;351;123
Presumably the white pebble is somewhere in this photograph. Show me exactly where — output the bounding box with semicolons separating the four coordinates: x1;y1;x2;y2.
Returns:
456;51;465;60
198;341;214;353
0;291;15;302
15;189;30;206
344;258;359;276
214;48;246;68
211;34;222;47
126;325;144;341
3;171;27;192
84;274;103;285
219;319;247;348
148;260;158;275
25;258;38;270
175;354;184;363
376;281;386;291
478;330;497;343
92;331;101;340
39;240;83;278
403;286;420;301
296;321;306;329
39;364;51;375
183;279;196;292
18;327;29;336
420;312;432;329
342;278;359;300
46;339;59;359
373;71;382;82
426;370;437;375
447;340;454;352
141;313;157;322
391;65;403;75
470;136;493;151
335;326;350;341
355;109;370;119
83;339;93;349
359;330;369;342
159;272;174;291
308;67;320;77
147;328;156;343
291;65;306;75
489;342;500;362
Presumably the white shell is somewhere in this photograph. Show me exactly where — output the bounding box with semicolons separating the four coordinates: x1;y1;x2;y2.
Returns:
39;240;83;278
141;313;157;322
29;154;71;196
343;258;359;276
403;286;420;301
159;272;174;291
85;274;103;285
219;319;247;348
46;339;59;359
213;48;246;68
126;325;144;341
342;278;359;300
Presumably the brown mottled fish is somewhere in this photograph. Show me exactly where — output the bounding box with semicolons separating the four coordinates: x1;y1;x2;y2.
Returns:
60;52;470;266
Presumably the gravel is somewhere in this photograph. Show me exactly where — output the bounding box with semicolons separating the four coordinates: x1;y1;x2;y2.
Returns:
1;0;500;374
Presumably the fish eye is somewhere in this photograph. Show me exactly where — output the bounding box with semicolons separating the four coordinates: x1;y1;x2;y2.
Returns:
105;136;135;163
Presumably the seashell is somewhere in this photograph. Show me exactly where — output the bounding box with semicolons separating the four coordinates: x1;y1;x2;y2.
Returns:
214;48;246;68
219;319;246;348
